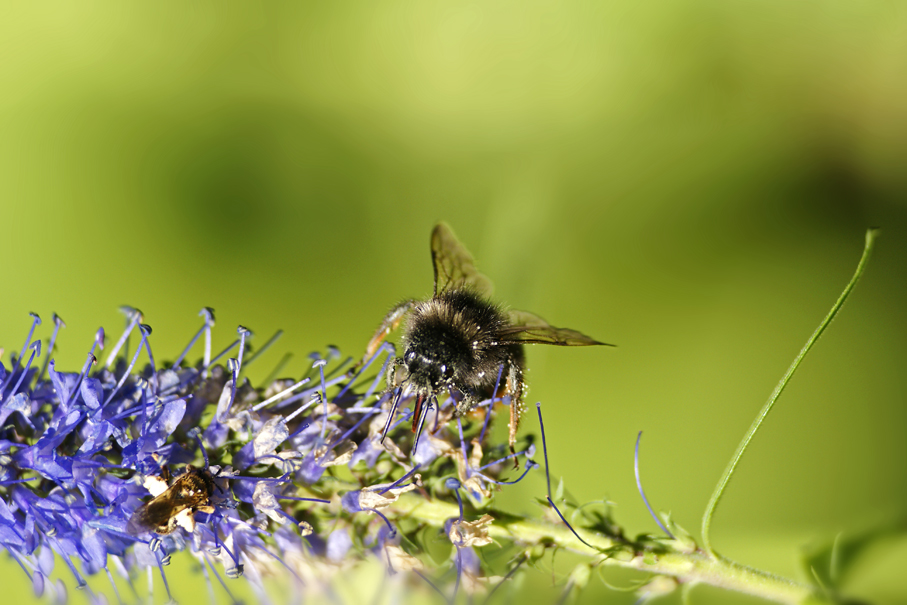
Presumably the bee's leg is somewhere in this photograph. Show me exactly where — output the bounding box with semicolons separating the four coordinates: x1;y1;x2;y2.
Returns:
359;300;415;367
387;356;407;390
505;356;526;465
453;389;478;416
150;452;172;483
380;377;403;444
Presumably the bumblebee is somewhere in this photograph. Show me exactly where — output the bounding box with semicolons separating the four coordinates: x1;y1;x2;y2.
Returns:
365;223;609;450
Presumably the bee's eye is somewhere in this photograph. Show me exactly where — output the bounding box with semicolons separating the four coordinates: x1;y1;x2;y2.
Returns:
405;351;416;363
441;364;453;380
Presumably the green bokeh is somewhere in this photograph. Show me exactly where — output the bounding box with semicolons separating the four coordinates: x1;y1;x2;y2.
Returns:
1;2;905;603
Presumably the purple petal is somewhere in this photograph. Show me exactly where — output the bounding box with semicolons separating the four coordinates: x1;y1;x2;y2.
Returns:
460;546;481;574
32;570;45;597
412;433;445;467
231;440;256;470
38;545;55;575
53;578;67;605
132;542;157;569
15;444;74;482
156;369;180;393
203;420;229;450
231;478;256;504
143;399;187;449
0;524;24;546
340;491;363;513
214;379;234;420
253;417;289;459
273;524;304;555
79;378;104;410
0;494;16;524
326;528;351;563
77;420;113;455
298;451;326;484
349;437;383;468
47;362;78;410
81;526;108;568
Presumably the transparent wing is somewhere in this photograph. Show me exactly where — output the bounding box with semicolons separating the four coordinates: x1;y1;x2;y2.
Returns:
126;502;154;535
499;310;612;346
431;223;494;297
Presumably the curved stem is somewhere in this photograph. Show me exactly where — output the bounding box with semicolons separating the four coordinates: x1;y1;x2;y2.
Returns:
701;229;879;557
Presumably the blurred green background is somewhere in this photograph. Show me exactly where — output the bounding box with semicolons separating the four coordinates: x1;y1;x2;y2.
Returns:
1;2;906;603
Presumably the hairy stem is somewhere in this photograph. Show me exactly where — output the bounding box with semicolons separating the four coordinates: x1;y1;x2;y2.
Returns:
389;493;821;604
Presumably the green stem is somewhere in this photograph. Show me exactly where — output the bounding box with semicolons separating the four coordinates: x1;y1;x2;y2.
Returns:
700;229;879;558
390;492;820;604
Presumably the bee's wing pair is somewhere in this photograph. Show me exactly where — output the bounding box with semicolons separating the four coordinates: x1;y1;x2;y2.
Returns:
498;310;607;346
432;222;607;347
431;222;494;298
363;223;607;364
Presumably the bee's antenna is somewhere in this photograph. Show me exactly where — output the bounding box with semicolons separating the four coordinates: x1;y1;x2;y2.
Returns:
380;387;402;444
188;427;209;468
211;465;227;494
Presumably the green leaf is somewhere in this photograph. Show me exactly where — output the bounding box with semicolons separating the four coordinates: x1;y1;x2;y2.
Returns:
419;525;452;565
661;512;698;553
602;544;635;562
569;562;592;590
636;576;679;601
555;477;565;501
561;563;592;603
526;543;547;566
801;518;907;590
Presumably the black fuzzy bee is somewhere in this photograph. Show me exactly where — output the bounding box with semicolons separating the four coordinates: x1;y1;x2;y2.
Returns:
364;223;609;451
126;463;218;536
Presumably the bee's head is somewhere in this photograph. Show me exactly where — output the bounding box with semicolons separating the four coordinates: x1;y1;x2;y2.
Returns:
401;348;455;393
399;312;472;396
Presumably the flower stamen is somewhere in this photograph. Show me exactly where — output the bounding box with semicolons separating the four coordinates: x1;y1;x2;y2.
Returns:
478;363;505;443
0;313;41;403
103;306;141;370
8;340;40;398
634;431;675;539
37;313;65;383
535;402;552;500
243;328;282;369
102;325;148;408
172;307;216;370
